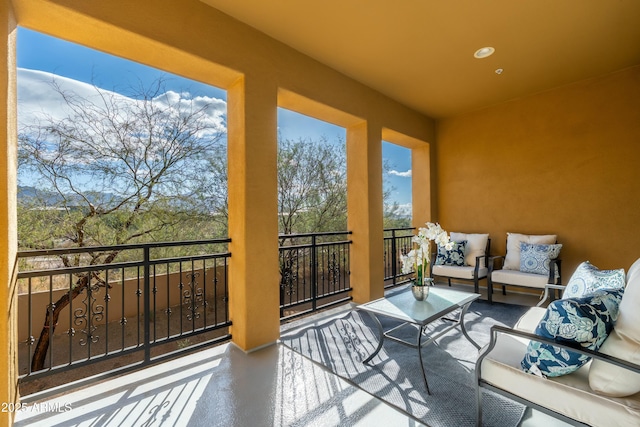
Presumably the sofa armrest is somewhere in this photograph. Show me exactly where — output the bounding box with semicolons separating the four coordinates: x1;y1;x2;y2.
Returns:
477;325;640;381
475;325;640;427
536;283;566;307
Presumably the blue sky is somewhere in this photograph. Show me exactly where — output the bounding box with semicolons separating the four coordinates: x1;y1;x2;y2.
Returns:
17;27;412;211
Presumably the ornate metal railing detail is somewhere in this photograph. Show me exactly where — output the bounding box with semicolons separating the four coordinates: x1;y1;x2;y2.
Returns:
75;280;103;347
326;251;342;288
17;239;232;383
182;272;206;321
280;258;296;297
278;231;352;321
383;227;416;288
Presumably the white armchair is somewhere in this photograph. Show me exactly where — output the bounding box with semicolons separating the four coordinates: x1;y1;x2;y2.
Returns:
488;233;562;304
430;232;490;296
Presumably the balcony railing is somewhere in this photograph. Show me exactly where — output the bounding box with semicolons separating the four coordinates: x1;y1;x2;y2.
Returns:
17;239;232;388
383;227;416;288
16;229;412;392
279;231;353;321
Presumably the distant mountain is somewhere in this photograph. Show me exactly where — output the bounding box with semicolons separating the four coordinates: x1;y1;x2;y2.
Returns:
18;186;123;207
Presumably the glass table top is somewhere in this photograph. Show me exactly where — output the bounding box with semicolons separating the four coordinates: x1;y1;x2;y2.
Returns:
358;286;480;326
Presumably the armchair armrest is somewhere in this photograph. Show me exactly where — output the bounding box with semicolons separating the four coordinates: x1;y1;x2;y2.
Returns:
548;258;562;285
474;254;487;268
487;255;504;275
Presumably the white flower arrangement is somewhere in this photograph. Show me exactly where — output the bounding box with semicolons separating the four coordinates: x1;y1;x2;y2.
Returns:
400;222;453;285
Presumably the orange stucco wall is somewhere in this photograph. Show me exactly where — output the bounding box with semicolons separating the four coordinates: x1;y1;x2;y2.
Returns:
436;65;640;279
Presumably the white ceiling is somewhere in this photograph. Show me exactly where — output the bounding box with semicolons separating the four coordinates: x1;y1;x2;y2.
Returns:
201;0;640;118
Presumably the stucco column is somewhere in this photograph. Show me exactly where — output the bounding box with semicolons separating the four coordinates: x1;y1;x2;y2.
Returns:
411;144;432;226
347;120;385;303
227;75;280;351
1;1;18;423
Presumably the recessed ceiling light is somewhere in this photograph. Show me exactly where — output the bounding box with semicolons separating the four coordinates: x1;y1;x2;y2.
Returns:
474;47;495;59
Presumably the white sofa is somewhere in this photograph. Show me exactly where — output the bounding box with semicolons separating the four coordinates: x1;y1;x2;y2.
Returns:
475;258;640;426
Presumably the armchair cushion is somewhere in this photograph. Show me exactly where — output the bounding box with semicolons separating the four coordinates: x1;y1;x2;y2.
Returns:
434;240;466;266
431;264;488;280
519;243;562;276
491;269;550;289
503;233;557;270
563;261;625;299
521;288;623;377
449;232;488;267
589;261;640;397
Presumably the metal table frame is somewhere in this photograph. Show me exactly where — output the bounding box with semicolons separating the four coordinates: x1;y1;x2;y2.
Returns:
357;286;481;394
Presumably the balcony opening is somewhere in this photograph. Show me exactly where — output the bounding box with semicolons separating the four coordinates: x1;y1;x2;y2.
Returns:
276;108;352;320
16;28;231;394
382;141;412;228
382;141;414;288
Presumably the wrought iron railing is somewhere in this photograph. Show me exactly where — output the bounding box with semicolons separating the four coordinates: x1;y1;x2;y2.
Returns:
17;239;231;386
383;227;416;288
279;231;352;321
16;229;411;390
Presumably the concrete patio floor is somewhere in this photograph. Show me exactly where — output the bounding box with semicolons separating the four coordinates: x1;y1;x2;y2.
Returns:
14;284;570;427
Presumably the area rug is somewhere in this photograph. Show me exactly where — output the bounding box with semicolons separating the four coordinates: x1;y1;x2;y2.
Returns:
280;294;530;427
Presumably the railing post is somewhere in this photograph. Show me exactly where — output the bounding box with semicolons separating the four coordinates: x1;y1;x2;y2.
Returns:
311;235;317;312
143;245;151;363
391;229;397;287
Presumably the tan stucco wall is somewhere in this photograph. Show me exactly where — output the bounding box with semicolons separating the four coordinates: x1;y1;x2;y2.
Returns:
3;0;434;368
436;65;640;279
1;0;18;422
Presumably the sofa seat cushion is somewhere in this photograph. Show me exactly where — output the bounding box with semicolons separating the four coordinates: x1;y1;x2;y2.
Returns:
432;264;488;280
589;258;640;397
491;269;550;289
480;333;640;427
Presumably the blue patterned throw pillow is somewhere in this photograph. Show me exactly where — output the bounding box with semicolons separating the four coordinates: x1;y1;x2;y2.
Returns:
521;288;624;377
563;261;625;299
435;240;467;266
519;242;562;276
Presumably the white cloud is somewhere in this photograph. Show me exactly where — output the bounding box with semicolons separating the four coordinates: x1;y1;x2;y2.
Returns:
388;169;412;178
17;68;227;135
397;203;412;216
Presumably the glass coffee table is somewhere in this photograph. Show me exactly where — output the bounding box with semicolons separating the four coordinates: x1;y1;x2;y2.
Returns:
357;286;481;394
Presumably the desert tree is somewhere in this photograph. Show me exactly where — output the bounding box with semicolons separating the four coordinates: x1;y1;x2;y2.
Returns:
277;136;348;235
18;76;226;371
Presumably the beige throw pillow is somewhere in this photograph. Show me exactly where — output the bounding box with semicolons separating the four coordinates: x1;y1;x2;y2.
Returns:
449;232;489;267
588;259;640;397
